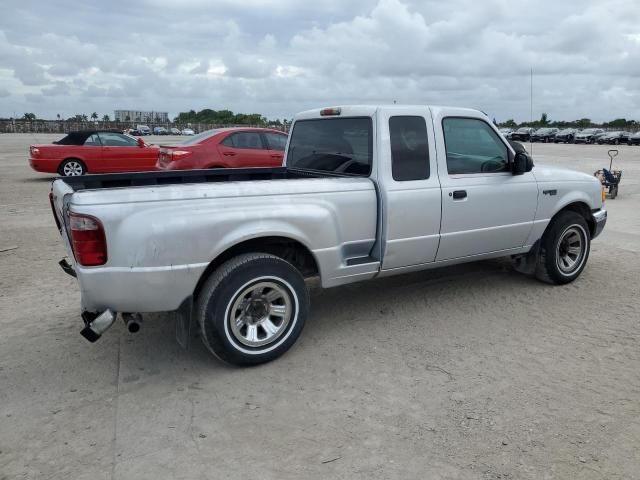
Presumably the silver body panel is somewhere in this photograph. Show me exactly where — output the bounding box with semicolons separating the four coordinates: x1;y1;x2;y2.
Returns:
51;105;605;315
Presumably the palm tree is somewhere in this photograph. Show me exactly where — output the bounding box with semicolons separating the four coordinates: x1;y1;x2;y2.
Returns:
125;115;131;122
91;112;98;121
23;113;36;121
81;114;88;122
102;114;110;122
56;113;61;121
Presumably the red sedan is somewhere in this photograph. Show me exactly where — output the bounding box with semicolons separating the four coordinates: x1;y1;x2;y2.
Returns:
156;127;288;170
29;130;159;176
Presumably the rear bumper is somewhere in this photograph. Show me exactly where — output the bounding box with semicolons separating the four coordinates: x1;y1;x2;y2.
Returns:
591;209;607;239
29;157;58;173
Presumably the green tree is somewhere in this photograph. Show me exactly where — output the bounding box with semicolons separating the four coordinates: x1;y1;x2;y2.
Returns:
91;112;98;121
102;114;110;122
125;115;131;122
575;118;592;128
501;119;517;128
23;113;36;121
540;113;549;125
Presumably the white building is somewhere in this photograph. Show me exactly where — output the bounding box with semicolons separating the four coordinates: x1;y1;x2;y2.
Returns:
114;110;169;123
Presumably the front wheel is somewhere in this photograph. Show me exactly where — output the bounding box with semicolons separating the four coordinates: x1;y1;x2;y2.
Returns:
536;211;591;284
196;253;309;366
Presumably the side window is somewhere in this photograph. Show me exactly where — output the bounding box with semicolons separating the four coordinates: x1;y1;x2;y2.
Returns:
389;116;429;181
84;134;101;146
223;132;264;150
442;118;509;175
98;132;138;147
264;133;287;151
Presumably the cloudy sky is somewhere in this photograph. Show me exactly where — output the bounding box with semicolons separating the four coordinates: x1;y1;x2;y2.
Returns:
1;0;639;122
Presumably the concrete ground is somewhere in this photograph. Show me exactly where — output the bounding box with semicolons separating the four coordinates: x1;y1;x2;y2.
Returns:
1;134;639;480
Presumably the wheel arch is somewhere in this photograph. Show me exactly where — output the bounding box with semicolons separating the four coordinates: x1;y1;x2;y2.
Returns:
550;201;595;237
193;236;320;301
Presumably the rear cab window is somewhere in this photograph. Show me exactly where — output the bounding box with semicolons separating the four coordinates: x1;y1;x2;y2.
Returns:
286;117;372;176
389;116;429;181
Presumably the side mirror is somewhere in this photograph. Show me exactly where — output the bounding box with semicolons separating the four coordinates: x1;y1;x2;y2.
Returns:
137;137;145;148
512;152;533;175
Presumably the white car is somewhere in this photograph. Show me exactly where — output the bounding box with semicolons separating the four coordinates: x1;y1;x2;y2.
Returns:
181;128;195;136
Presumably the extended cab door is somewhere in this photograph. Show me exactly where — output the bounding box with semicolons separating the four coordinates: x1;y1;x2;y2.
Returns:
433;111;538;261
379;108;442;270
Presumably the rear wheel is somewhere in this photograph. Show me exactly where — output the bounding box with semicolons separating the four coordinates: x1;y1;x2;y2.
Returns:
58;159;86;176
196;253;309;366
536;211;590;285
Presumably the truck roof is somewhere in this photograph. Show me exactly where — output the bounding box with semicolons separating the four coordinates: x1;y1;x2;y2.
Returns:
294;105;485;121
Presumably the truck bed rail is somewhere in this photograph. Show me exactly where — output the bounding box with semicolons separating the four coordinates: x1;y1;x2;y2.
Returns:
58;167;322;191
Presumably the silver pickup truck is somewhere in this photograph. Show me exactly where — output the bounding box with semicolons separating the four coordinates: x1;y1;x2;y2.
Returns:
51;105;607;365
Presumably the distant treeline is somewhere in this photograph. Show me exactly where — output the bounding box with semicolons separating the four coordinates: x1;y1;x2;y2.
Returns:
498;113;639;130
174;109;288;127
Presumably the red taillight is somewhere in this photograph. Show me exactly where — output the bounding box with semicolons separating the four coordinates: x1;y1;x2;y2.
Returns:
171;150;193;161
69;213;107;266
320;107;342;116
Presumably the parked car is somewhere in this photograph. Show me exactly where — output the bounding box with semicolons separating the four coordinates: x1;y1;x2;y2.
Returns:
153;127;168;135
574;128;605;144
136;125;152;135
181;128;195;136
499;128;514;139
628;131;640;145
29;130;160;176
511;127;535;141
50;105;607;366
554;128;579;143
157;128;288;171
169;127;182;135
531;128;559;142
597;131;630;145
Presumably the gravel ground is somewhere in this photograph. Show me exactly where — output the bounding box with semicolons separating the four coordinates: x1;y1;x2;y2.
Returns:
1;134;639;480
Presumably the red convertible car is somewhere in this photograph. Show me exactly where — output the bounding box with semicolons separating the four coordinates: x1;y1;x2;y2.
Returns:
29;130;159;176
156;127;288;171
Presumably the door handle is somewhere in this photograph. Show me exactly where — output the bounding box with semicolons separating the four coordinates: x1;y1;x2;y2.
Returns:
223;152;236;156
451;190;467;200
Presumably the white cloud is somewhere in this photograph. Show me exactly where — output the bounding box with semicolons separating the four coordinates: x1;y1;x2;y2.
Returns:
0;0;638;121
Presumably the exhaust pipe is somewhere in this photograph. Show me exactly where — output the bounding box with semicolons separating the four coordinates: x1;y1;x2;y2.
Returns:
80;309;116;343
122;313;142;333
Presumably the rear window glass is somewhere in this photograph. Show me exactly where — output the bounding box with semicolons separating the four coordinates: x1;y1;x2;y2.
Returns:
179;129;222;146
286;117;372;176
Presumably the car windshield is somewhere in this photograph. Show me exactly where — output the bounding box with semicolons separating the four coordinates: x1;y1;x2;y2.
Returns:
581;129;597;134
558;129;573;134
537;129;552;134
517;128;530;133
287;117;373;176
607;131;621;136
179;129;222;145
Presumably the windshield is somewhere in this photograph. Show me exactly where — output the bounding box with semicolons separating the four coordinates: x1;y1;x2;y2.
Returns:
517;128;530;133
179;129;222;145
581;129;597;134
536;129;552;134
286;117;372;176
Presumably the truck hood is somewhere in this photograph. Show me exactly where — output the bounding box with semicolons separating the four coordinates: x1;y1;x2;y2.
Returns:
532;163;598;183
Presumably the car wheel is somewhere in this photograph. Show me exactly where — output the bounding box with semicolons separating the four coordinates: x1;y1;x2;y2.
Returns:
196;253;309;366
58;159;86;176
536;211;591;285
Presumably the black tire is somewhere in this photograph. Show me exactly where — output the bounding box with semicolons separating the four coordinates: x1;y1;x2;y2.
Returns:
536;211;591;285
58;158;86;176
196;253;309;366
